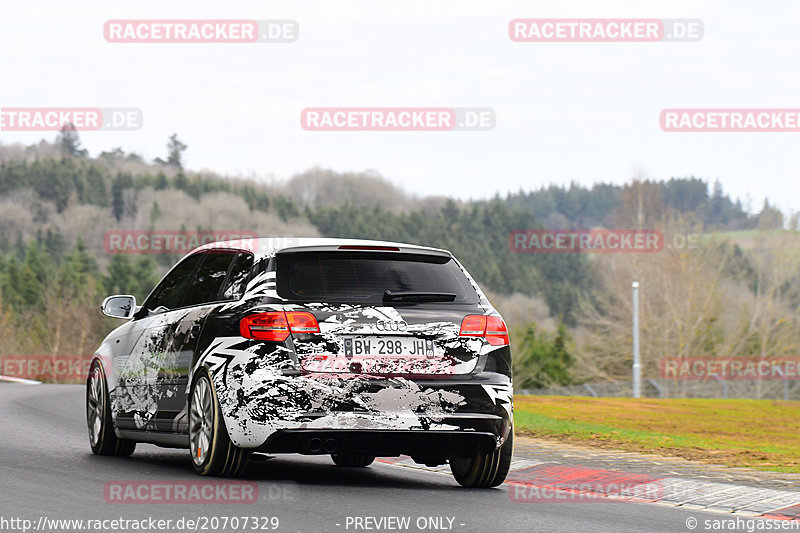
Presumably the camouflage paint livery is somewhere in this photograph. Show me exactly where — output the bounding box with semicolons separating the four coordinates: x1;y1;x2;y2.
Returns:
95;238;513;452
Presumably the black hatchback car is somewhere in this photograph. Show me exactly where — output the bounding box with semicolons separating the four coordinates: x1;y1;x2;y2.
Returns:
87;238;513;487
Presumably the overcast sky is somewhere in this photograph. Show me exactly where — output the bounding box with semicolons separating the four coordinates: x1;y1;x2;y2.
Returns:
2;0;798;214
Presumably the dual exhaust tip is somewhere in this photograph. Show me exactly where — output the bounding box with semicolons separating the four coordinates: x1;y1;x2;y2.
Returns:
306;437;337;454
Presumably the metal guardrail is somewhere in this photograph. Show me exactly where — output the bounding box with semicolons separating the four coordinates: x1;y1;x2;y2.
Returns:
515;378;800;400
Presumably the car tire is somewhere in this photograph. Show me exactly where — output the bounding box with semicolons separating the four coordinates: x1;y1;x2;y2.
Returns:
86;359;136;457
450;431;513;488
331;454;375;467
189;369;249;477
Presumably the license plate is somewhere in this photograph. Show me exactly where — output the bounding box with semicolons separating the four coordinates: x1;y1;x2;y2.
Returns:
343;336;436;357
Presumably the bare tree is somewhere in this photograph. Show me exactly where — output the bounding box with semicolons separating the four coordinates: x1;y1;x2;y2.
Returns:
576;227;800;397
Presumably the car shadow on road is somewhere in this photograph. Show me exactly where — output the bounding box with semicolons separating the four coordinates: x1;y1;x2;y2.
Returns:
104;447;467;491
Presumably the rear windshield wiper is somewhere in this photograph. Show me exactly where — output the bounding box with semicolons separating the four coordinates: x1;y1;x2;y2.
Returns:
383;290;457;303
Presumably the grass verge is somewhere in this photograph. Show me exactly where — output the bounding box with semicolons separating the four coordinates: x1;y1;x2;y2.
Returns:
513;396;800;472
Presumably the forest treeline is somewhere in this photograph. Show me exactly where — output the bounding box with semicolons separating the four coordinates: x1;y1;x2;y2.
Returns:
0;135;796;389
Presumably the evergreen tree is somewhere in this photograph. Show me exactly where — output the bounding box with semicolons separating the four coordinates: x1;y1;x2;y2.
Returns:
55;239;99;299
111;172;134;221
104;255;135;296
513;321;574;389
84;165;109;206
154;172;168;190
167;134;187;168
173;171;188;191
56;123;89;157
37;227;66;264
104;254;158;301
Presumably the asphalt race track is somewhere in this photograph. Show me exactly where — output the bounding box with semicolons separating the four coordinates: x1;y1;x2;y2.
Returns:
0;384;763;532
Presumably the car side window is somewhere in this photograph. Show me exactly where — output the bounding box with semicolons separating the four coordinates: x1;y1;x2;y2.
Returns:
221;253;255;301
182;252;237;307
145;254;204;313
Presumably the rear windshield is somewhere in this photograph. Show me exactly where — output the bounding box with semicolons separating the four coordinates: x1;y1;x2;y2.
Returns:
276;251;479;304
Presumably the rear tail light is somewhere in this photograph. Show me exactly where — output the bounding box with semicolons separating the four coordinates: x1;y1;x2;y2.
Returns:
459;315;487;337
285;311;321;334
485;316;510;346
240;311;319;341
459;315;509;346
240;312;290;342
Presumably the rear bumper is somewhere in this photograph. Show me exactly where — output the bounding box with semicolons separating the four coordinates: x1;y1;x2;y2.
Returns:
259;428;500;459
213;363;513;450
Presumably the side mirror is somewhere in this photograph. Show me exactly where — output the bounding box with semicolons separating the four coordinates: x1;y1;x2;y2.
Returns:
101;295;137;319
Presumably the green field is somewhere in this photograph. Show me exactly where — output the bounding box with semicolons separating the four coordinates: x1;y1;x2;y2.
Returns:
514;396;800;472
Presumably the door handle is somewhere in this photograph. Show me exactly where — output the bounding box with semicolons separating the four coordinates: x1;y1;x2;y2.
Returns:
189;324;201;339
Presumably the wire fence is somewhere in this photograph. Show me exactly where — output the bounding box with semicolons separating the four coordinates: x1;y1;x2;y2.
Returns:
517;377;800;400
